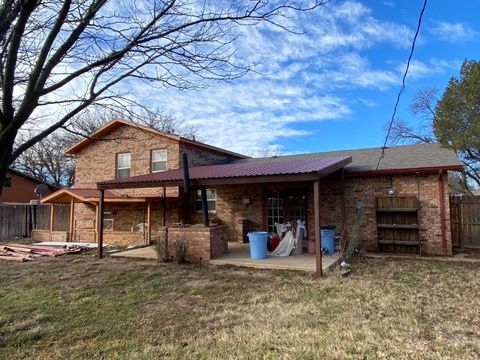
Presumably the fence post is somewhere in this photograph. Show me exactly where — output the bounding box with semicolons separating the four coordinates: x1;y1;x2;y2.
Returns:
459;197;464;250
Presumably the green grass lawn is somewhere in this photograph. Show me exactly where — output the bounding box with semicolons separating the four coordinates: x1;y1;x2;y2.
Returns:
1;252;479;359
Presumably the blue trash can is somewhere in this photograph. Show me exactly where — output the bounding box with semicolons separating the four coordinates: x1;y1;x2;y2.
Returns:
247;231;268;259
321;227;336;255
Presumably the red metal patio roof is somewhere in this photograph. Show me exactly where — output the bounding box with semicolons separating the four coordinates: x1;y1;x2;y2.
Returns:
98;156;352;189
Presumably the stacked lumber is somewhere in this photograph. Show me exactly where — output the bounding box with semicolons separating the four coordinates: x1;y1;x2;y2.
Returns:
0;243;83;262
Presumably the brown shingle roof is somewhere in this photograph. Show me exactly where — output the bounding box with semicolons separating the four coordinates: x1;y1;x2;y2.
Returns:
233;143;463;174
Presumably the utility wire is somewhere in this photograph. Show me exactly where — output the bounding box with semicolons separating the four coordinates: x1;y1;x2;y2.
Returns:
342;0;429;261
375;0;428;172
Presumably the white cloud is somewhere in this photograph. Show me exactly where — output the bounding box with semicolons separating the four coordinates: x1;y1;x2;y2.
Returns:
136;77;352;155
301;53;399;91
429;20;476;43
24;1;427;156
399;58;461;80
129;1;422;154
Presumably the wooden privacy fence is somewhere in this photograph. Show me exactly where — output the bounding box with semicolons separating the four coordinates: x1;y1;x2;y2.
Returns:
450;196;480;248
0;203;70;242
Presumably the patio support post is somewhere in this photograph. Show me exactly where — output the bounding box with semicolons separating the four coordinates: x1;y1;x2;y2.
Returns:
340;168;347;232
146;201;152;245
340;168;347;253
314;180;322;278
162;186;167;226
97;190;105;259
200;186;209;227
69;197;75;242
49;204;54;241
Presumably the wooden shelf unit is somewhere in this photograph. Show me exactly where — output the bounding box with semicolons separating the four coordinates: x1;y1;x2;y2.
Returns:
377;224;419;229
376;197;421;254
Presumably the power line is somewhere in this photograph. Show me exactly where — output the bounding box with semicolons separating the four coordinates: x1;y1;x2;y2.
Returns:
375;0;428;172
341;0;430;259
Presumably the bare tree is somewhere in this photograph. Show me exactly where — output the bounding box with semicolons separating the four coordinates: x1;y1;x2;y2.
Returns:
60;107;199;143
0;0;327;193
389;87;478;189
13;107;200;187
389;88;437;145
136;108;201;141
12;132;75;187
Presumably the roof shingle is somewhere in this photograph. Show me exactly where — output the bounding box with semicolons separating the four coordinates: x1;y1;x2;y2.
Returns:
233;143;462;173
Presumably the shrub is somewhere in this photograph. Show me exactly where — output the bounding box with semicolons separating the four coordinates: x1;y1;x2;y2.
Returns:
156;237;172;262
172;238;187;264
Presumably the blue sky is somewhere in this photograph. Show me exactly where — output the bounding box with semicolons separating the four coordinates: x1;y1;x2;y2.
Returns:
133;0;480;156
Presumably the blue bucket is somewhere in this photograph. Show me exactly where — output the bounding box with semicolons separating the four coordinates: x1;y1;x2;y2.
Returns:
247;231;268;259
321;227;336;255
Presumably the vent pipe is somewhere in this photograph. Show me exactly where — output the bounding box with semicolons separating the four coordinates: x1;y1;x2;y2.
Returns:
182;153;190;193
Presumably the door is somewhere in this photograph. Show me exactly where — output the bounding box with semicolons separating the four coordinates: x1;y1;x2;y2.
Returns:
266;189;307;234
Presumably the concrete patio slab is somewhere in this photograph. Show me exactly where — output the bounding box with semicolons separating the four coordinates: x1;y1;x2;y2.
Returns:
111;245;158;260
210;243;339;272
110;243;340;272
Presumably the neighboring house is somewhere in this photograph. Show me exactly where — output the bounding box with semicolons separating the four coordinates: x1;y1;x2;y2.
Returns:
37;119;463;259
0;169;55;203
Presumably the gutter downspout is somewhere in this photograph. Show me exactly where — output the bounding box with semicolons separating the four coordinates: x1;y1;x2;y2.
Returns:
438;170;447;253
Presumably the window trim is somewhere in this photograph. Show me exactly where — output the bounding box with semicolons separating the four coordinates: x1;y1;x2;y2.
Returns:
116;152;131;179
194;188;217;214
150;148;168;173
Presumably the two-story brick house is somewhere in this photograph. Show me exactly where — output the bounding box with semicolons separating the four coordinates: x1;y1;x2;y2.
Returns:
37;118;464;262
35;119;246;247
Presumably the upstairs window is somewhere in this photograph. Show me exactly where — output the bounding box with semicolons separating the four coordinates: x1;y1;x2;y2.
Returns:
194;189;216;213
117;153;131;179
151;149;167;173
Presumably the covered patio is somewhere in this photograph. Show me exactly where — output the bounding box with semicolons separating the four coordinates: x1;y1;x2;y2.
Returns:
36;188;172;246
97;155;353;277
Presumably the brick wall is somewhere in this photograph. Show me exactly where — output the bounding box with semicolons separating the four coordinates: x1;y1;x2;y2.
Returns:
73;123;180;197
182;172;453;256
306;172;452;256
73;124;242;197
166;224;228;262
188;184;264;244
210;225;229;259
73;202;96;231
75;124;180;187
179;142;240;166
104;232;145;247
